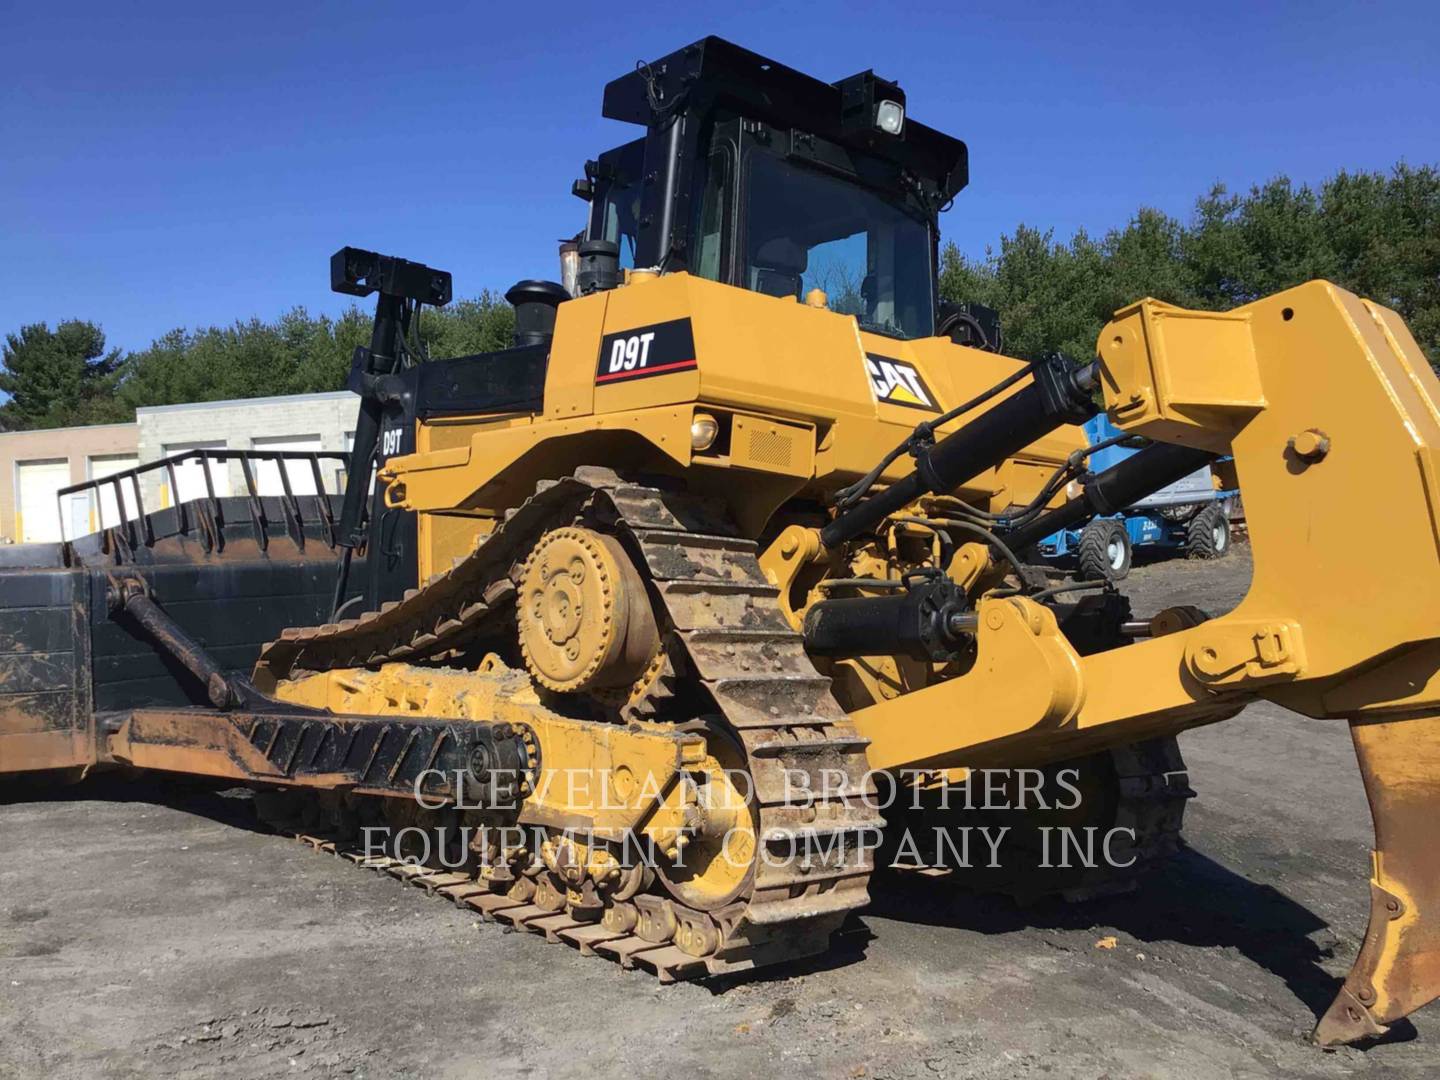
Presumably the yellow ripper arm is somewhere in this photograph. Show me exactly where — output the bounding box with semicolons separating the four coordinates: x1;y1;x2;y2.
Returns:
850;280;1440;1045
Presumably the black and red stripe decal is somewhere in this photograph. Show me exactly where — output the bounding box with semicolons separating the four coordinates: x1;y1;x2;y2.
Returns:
595;318;697;385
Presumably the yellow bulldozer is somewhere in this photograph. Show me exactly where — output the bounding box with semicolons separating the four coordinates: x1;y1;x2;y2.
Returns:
2;37;1437;1047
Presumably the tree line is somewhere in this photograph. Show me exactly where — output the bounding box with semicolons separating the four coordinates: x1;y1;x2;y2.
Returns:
940;164;1438;364
0;295;515;431
2;163;1436;432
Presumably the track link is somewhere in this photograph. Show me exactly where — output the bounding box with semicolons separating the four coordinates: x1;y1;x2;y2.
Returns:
284;832;731;982
255;468;881;979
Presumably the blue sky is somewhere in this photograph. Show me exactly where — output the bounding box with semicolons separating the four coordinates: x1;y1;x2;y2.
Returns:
3;1;1437;354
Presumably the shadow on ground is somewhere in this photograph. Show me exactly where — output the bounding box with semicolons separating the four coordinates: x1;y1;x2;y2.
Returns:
0;771;267;834
867;847;1350;1021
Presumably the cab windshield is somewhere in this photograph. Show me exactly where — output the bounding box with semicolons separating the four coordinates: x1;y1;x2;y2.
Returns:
744;153;934;340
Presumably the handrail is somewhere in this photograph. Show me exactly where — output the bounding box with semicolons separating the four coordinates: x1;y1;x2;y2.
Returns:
56;448;350;559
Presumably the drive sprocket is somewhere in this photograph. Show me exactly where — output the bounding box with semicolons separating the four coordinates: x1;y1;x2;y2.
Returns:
517;526;660;694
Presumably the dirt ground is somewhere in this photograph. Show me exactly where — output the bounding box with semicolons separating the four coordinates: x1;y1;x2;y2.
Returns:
2;545;1436;1079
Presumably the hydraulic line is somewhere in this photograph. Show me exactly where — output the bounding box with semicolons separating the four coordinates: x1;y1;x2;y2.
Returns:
821;356;1100;548
999;442;1218;553
834;363;1035;510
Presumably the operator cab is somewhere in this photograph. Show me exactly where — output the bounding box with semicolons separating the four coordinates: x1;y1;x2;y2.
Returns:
574;38;968;341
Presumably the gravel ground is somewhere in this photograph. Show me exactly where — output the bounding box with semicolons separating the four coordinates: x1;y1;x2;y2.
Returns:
2;544;1435;1079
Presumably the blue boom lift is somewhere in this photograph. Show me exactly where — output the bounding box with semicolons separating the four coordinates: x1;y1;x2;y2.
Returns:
1037;414;1234;581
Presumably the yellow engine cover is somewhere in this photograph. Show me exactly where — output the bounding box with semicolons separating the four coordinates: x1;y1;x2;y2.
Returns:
387;272;1083;575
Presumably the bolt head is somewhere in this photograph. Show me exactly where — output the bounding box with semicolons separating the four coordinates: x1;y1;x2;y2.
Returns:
467;744;492;777
1289;429;1331;462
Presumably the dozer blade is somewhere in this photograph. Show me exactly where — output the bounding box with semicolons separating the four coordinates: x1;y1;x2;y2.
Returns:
1315;713;1440;1046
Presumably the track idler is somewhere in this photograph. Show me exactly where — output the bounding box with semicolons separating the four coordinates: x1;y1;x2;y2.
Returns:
1315;713;1440;1045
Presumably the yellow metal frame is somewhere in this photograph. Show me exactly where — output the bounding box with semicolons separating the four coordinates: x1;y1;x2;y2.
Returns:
274;663;708;843
841;282;1440;1043
843;283;1440;763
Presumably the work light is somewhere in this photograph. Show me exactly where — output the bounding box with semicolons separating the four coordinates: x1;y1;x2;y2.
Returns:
691;413;720;451
876;100;905;136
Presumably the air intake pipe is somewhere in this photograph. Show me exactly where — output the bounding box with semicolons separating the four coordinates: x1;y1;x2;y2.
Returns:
505;280;569;348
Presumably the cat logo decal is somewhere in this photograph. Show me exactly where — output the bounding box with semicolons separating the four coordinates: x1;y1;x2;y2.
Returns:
866;354;939;411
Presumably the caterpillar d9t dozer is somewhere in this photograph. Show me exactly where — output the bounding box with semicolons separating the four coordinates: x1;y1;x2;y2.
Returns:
4;37;1440;1047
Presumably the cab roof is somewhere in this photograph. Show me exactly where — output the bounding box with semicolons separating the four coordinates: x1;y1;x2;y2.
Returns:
602;37;969;203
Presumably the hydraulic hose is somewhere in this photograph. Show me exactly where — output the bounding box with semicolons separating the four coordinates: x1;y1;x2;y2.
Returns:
820;357;1100;548
999;441;1218;553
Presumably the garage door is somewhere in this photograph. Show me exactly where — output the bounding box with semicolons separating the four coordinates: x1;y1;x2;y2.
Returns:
163;441;231;505
89;454;140;530
16;458;72;543
253;435;324;496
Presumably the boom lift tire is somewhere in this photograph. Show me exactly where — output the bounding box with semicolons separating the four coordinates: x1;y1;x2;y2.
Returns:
1186;503;1231;560
1077;518;1132;582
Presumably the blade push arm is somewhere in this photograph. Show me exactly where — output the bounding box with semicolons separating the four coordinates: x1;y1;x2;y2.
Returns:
850;280;1440;1045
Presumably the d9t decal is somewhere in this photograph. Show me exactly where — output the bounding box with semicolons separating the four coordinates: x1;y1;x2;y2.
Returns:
596;318;697;385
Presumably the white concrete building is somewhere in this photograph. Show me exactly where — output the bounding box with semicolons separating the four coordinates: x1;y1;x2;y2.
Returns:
0;422;141;543
2;391;364;545
134;390;359;508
